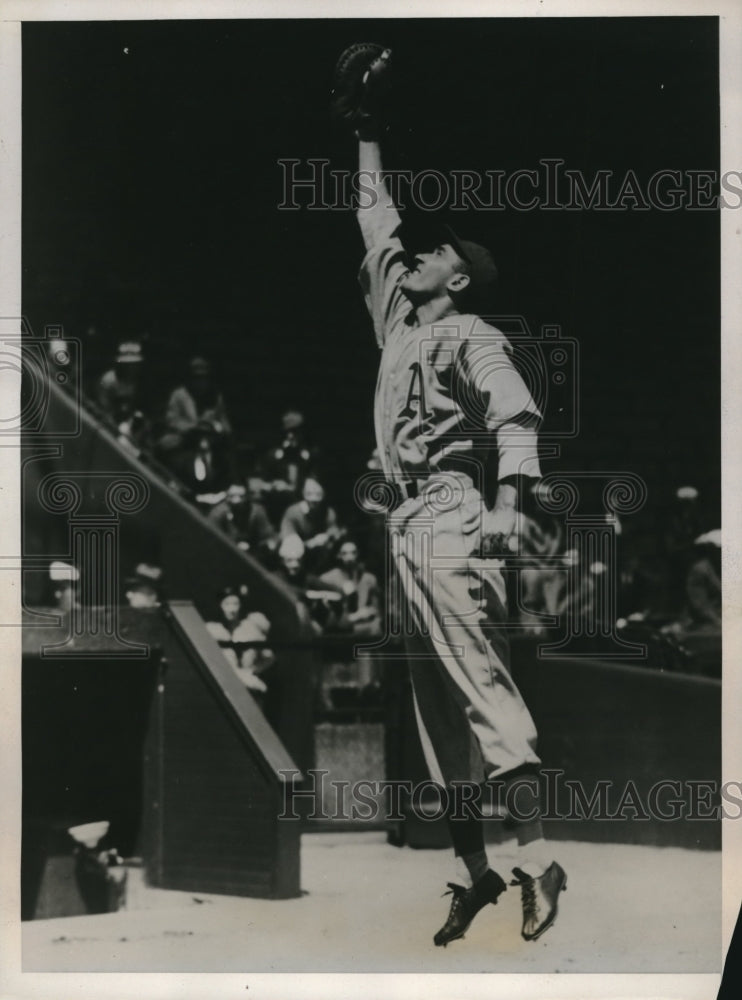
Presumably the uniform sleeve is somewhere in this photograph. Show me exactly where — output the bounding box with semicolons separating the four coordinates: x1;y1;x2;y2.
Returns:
459;336;542;481
358;231;414;349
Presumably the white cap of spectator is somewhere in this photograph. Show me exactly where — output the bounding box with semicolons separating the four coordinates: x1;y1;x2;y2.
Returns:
67;820;110;850
134;562;162;582
49;560;79;582
50;561;79;612
676;485;699;500
694;529;721;547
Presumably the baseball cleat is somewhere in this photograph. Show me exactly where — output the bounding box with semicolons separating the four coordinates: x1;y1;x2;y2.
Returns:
433;869;507;947
510;861;567;941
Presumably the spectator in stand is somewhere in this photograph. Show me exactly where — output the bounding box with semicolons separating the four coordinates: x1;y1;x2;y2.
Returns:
274;534;344;633
206;585;275;696
663;530;721;634
259;409;319;498
516;482;565;633
319;538;383;706
170;421;232;509
551;548;588;626
320;538;381;636
280;476;344;572
659;529;721;676
49;561;79;612
661;485;704;616
160;356;232;456
96;341;150;451
256;410;322;525
208;483;277;558
355;447;387;576
123;563;162;609
684;530;722;628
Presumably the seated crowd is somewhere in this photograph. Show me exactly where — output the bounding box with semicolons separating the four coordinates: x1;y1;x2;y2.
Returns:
83;341;386;708
50;339;720;690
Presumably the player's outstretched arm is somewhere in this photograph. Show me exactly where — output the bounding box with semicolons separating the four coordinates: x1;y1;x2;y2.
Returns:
329;45;398;249
356;137;402;250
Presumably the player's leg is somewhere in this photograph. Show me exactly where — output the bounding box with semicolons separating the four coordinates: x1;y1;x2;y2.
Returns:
396;496;567;942
475;550;568;941
490;766;568;941
401;623;507;945
393;496;541;779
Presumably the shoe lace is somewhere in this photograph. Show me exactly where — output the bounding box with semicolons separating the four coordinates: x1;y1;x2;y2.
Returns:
512;874;539;922
441;883;467;923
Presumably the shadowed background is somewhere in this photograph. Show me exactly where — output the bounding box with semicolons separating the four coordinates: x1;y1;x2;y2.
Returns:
22;17;720;522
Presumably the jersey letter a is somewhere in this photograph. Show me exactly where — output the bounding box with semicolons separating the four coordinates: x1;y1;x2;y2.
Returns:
400;362;432;422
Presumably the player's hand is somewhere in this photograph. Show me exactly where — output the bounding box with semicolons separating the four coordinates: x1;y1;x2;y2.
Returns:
481;506;517;558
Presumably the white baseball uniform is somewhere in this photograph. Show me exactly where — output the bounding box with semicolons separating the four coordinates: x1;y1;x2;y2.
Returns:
358;189;543;786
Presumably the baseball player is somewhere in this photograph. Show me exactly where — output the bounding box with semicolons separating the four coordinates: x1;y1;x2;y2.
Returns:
336;45;567;947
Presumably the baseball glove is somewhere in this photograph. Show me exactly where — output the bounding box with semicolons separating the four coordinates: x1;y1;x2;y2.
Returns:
331;42;392;138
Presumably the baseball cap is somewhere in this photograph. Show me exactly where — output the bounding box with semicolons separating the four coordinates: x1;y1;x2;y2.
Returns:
443;225;499;290
676;485;699;500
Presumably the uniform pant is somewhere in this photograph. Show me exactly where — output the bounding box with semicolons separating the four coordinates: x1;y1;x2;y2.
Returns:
390;482;540;786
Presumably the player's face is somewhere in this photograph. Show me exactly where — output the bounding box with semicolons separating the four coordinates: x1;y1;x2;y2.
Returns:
401;244;468;301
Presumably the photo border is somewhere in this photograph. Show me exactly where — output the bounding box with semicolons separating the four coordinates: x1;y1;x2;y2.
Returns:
1;2;739;998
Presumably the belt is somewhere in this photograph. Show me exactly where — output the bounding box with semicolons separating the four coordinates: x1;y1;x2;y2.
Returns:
430;453;480;479
394;456;479;507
